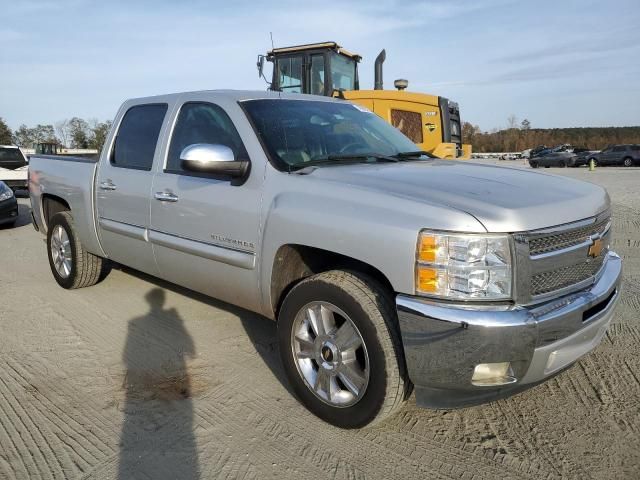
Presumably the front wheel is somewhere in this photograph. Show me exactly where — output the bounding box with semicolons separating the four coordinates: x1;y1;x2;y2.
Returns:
530;161;539;168
47;212;110;289
278;270;409;428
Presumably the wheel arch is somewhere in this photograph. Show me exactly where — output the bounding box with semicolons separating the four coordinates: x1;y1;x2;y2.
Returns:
270;244;395;320
41;194;71;231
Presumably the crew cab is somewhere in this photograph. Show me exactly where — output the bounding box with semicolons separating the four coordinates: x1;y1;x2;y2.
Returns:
29;90;621;428
0;145;29;192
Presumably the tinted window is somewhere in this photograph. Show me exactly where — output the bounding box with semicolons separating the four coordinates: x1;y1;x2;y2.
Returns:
612;146;626;152
111;104;167;170
631;145;640;151
166;102;248;173
0;147;27;170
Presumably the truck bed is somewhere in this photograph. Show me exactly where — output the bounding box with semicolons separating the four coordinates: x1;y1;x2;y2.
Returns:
29;154;104;257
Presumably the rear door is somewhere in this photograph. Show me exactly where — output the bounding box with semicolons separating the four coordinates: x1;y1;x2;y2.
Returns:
149;99;261;308
611;145;626;164
96;103;169;275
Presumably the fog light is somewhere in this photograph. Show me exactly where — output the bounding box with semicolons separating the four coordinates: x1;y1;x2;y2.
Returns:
471;362;517;386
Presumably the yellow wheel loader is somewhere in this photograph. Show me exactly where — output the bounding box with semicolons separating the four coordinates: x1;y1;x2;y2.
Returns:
258;42;471;159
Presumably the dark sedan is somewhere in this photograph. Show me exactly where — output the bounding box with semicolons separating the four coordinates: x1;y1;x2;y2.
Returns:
588;145;640;167
0;181;18;227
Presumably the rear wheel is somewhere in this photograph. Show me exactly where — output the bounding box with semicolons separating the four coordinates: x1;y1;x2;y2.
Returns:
623;157;633;167
47;212;109;289
278;270;408;428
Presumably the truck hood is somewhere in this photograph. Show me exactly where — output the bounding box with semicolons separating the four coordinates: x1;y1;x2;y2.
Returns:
306;160;609;232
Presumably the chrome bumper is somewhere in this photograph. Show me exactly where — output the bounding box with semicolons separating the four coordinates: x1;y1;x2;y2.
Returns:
396;251;622;409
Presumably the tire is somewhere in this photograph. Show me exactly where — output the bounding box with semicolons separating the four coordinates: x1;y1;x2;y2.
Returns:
278;270;408;428
530;161;539;168
47;211;109;289
623;157;633;167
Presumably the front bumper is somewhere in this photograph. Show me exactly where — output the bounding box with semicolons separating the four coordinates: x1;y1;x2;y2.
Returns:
396;251;622;409
3;179;28;190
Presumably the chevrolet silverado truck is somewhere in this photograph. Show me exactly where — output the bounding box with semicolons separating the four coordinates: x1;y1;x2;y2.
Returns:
29;90;622;428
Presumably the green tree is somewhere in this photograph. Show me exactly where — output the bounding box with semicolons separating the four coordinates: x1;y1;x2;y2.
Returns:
88;120;112;151
68;117;90;148
0;117;13;144
13;124;57;147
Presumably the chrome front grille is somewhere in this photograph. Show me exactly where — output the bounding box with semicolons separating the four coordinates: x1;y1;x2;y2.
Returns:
515;211;612;303
531;252;607;296
529;218;610;256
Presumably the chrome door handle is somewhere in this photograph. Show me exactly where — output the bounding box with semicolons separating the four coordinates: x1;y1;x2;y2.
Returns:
99;181;117;191
154;192;179;202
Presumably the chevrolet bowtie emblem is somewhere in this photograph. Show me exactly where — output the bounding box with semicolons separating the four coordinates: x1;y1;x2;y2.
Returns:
588;238;604;258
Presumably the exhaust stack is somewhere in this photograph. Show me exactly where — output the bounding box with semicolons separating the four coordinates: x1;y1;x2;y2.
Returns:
374;49;386;90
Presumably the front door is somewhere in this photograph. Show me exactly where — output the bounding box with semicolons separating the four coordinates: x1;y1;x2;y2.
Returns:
96;103;168;275
149;101;261;308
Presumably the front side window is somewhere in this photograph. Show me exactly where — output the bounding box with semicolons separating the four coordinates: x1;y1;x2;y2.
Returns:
613;146;625;152
330;53;356;91
166;102;248;173
111;104;167;170
242;99;422;170
277;57;302;93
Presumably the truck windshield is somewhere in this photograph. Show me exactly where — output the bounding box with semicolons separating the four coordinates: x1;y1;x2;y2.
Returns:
242;99;426;170
0;148;27;170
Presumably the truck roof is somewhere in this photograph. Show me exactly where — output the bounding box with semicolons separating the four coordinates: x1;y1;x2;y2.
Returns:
123;89;342;105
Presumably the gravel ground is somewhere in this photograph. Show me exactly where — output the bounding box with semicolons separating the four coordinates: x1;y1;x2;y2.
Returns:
0;162;638;480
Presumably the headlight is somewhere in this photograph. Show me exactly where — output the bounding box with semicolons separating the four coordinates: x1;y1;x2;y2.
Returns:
416;231;512;300
0;184;14;202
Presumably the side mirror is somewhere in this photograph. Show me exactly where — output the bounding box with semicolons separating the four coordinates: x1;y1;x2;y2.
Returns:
180;144;249;178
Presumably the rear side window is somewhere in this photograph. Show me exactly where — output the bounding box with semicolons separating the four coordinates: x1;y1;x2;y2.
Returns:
632;145;640;151
612;146;626;152
111;104;168;170
166;102;248;174
0;148;27;170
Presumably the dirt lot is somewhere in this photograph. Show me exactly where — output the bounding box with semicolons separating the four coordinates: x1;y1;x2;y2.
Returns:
1;163;639;480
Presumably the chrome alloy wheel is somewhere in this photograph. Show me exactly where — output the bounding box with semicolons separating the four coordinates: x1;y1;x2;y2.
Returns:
291;301;370;407
50;225;72;278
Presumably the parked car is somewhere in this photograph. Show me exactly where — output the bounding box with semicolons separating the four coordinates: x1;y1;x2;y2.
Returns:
0;145;29;191
0;181;18;226
529;145;576;168
29;90;622;428
588;145;640;167
573;147;598;167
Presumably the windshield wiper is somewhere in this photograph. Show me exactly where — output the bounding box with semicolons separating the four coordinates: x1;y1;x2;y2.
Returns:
289;153;399;172
394;150;433;159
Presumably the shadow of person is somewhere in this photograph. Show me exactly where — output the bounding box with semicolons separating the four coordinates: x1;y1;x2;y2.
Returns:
118;288;199;479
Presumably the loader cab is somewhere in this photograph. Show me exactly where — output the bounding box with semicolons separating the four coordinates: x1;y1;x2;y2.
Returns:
265;42;361;96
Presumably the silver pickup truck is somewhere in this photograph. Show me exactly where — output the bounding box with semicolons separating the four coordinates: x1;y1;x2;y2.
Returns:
29;90;621;428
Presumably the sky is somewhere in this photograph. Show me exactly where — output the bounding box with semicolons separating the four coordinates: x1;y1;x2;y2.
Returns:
1;0;639;132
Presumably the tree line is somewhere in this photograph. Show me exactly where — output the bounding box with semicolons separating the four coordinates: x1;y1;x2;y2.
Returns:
464;117;640;153
0;116;112;151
